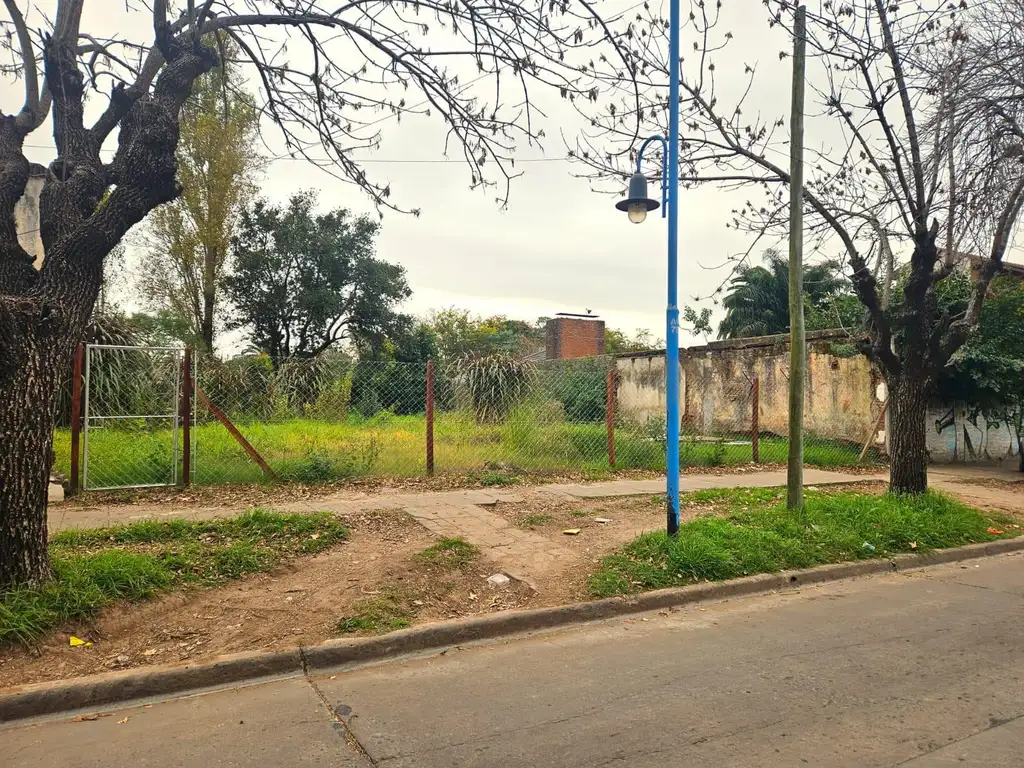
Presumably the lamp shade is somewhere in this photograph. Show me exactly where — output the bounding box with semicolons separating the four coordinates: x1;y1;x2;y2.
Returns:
615;172;661;215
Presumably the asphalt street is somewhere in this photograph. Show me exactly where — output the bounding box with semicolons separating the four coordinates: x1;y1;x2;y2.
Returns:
5;553;1024;767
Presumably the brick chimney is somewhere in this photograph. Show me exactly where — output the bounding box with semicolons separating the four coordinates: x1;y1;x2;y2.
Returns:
545;313;606;359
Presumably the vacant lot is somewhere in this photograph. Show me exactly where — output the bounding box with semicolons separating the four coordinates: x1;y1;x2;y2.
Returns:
4;479;1015;691
53;412;873;489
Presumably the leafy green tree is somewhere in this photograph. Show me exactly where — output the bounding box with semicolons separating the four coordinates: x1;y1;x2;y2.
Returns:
137;39;262;352
805;294;865;334
352;319;442;415
604;328;658;355
426;309;544;363
223;191;409;365
717;250;847;339
124;310;196;348
937;276;1024;470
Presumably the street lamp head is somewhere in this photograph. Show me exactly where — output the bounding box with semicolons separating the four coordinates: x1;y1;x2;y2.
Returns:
615;171;660;224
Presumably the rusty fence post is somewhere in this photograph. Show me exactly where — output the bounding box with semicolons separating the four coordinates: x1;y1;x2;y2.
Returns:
182;348;193;487
426;359;435;476
751;375;760;464
69;342;85;496
196;386;279;482
607;368;617;468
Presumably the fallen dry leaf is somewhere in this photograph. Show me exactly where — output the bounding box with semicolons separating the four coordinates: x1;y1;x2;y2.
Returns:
118;717;130;724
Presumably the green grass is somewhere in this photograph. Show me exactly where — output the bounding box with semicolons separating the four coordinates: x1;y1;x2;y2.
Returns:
336;588;412;635
0;510;348;645
52;412;872;489
521;514;554;527
589;489;1016;598
414;538;480;570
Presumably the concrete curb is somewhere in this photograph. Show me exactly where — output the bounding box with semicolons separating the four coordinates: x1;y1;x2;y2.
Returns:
4;537;1023;723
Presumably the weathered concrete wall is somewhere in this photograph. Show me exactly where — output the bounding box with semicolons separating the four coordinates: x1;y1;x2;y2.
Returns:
614;354;683;429
616;330;885;445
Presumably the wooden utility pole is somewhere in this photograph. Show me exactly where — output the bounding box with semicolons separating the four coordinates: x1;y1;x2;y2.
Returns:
426;359;435;476
607;368;617;468
787;5;807;511
182;349;193;487
751;375;760;464
69;343;85;495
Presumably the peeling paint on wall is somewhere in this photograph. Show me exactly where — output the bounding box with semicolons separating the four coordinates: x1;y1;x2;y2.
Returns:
616;331;884;445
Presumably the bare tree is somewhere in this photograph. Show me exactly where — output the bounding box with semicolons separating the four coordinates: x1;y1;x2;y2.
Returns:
0;0;635;588
574;0;1024;494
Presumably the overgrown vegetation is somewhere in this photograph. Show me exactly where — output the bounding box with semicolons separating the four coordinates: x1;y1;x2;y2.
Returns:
54;414;871;489
589;490;1015;598
0;511;348;645
452;353;534;424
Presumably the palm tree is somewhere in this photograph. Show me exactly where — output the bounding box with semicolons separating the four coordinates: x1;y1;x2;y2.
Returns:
717;250;846;339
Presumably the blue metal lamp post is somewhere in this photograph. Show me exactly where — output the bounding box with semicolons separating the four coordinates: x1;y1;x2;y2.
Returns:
615;0;682;536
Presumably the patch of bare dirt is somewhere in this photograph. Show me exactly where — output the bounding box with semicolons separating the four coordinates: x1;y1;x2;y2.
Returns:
57;463;883;512
945;478;1024;492
6;479;894;691
935;480;1024;518
0;509;536;691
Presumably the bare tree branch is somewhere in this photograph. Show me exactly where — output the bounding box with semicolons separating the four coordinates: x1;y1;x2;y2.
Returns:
2;0;40;131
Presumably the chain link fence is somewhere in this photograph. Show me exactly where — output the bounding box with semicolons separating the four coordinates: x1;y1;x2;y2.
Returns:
80;345;185;490
53;348;885;490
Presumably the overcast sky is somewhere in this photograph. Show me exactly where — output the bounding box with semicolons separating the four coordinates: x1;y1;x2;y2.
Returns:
7;0;985;350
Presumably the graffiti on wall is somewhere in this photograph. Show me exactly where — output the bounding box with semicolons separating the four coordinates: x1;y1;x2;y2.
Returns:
931;403;1023;463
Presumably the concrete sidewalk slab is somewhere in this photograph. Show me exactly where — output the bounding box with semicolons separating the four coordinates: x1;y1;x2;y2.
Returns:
4;678;370;768
542;467;886;498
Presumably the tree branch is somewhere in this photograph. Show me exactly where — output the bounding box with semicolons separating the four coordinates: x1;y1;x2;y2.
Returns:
2;0;42;133
873;0;926;229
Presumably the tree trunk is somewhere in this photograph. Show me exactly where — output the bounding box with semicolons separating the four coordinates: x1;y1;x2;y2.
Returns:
0;337;63;588
888;371;929;494
201;245;216;352
201;288;214;352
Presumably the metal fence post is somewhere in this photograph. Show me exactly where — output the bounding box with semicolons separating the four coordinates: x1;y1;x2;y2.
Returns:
69;342;85;495
751;375;760;464
607;367;616;468
182;348;192;487
426;359;435;476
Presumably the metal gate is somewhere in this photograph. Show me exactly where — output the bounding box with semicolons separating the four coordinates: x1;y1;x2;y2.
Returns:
83;344;186;491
